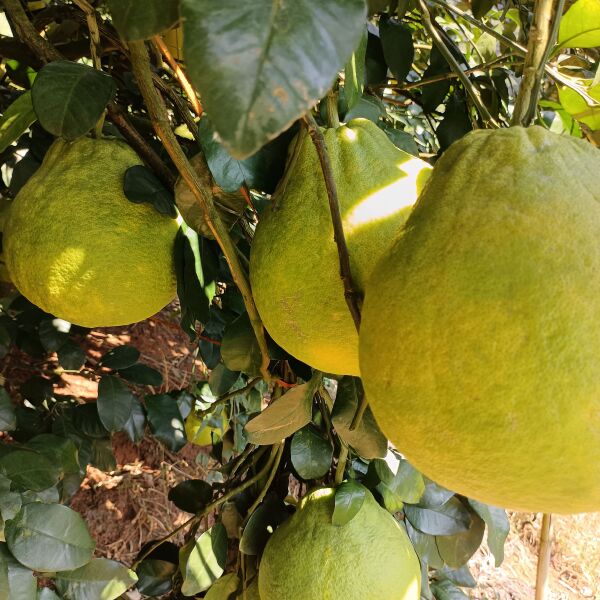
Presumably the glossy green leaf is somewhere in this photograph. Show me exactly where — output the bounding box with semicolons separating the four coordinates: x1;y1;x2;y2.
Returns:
180;523;228;595
0;91;36;153
146;394;186;452
168;480;213;514
221;313;262;376
100;345;140;370
558;0;600;48
471;0;496;18
239;494;289;556
345;30;368;110
344;94;385;121
26;434;79;477
97;376;134;433
558;84;600;131
123;165;177;217
404;497;471;536
379;17;414;82
430;579;469;600
432;565;476;588
405;519;444;569
0;450;60;492
332;480;366;526
0;543;37;599
372;457;425;512
436;509;485;568
117;364;163;387
136;559;177;596
418;478;455;509
468;499;510;567
107;0;180;41
56;558;137;600
31;61;115;140
122;398;146;443
57;340;86;371
244;379;316;445
290;426;333;480
0;388;16;432
208;364;240;396
181;0;367;157
205;573;241;599
38;319;69;353
6;503;95;572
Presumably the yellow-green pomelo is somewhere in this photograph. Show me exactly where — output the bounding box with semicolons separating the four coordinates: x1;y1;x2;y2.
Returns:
250;119;430;375
359;126;600;514
185;410;229;446
0;198;12;283
4;137;179;327
258;487;420;600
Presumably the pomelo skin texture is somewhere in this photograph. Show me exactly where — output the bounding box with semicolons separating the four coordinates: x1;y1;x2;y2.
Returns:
359;126;600;514
4;137;179;327
258;487;420;600
250;119;431;376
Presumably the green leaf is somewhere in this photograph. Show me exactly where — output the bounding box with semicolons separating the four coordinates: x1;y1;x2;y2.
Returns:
0;91;36;153
471;0;496;19
418;478;454;509
123;165;177;217
72;403;109;439
26;434;79;477
146;394;186;452
180;523;228;595
404;497;471;536
0;388;16;432
435;508;485;568
181;0;367;158
379;17;414;82
107;0;180;41
331;377;387;459
239;494;289;556
117;364;163;387
97;376;135;433
0;543;37;599
378;121;420;156
31;61;115;140
468;499;509;567
558;84;600;131
372;457;425;512
205;573;241;600
122;398;146;443
244;379;317;445
290;426;333;480
168;480;213;514
432;565;476;588
57;340;86;371
332;480;366;526
345;30;368;110
344;94;385;122
208;364;240;396
38;589;62;600
221;313;262;376
136;559;177;597
430;579;469;600
558;0;600;48
38;319;69;353
56;558;138;600
100;345;140;370
405;519;444;569
5;503;95;572
0;450;60;492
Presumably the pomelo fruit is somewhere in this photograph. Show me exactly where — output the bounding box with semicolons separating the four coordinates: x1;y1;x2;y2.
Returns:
258;487;420;600
3;137;179;327
359;126;600;513
250;119;431;375
185;409;229;446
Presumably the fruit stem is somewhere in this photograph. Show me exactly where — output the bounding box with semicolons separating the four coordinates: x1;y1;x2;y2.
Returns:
417;0;498;129
301;112;362;332
335;443;349;485
535;513;553;600
511;0;560;127
128;40;272;382
325;91;340;129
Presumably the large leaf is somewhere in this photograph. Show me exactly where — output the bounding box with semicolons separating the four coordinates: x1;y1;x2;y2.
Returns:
345;31;368;110
107;0;180;41
290;426;333;480
221;313;262;376
332;480;366;526
468;499;510;567
31;61;115;140
205;573;240;599
379;17;414;82
404;497;471;536
56;558;138;600
0;450;60;492
168;480;213;514
136;559;177;597
239;494;289;556
436;508;485;568
97;376;135;433
0;388;16;432
180;524;228;595
181;0;367;157
146;394;186;452
5;503;95;572
25;434;80;478
405;520;444;569
100;345;140;370
558;0;600;48
0;91;36;153
0;543;37;599
558;84;600;131
244;379;317;445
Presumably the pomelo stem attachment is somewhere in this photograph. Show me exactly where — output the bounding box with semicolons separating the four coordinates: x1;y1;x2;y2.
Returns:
535;513;553;600
511;0;562;127
128;40;272;382
325;91;340;129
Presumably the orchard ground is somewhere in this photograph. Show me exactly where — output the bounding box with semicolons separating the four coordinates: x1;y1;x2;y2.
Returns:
1;300;598;599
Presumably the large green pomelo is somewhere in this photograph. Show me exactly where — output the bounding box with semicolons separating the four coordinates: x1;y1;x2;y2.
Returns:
4;137;179;327
250;119;431;375
359;126;600;514
258;487;420;600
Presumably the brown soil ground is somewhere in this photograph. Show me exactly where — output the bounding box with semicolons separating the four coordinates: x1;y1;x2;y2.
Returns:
1;302;598;598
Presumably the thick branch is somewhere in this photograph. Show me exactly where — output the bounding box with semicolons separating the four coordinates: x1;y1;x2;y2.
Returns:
302;113;362;332
511;0;557;126
128;41;271;380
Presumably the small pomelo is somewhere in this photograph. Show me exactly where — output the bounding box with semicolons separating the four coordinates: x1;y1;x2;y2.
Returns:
185;409;229;446
250;119;430;375
360;126;600;513
3;137;179;327
258;487;420;600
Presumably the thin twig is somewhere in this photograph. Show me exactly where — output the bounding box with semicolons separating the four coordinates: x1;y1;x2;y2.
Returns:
194;377;261;419
128;40;272;381
153;35;202;117
535;513;553;600
334;443;349;485
301;113;362;331
417;0;498;128
511;0;558;126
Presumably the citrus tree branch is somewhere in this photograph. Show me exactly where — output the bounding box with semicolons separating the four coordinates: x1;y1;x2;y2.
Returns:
194;377;261;419
302;112;362;332
128;41;271;381
417;0;498;128
511;0;558;126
